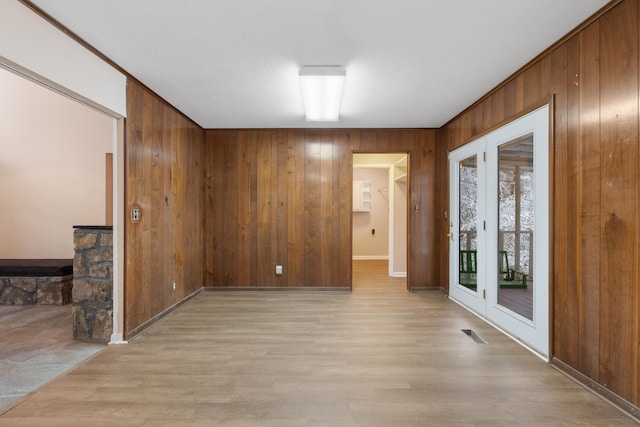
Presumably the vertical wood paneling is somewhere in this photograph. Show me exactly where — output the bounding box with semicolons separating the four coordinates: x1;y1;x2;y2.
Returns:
149;93;163;312
434;129;450;289
125;81;142;327
503;78;518;121
288;130;305;287
161;106;172;304
303;133;321;285
125;80;204;336
599;0;639;401
249;132;260;286
237;132;252;286
408;131;424;288
331;133;342;287
171;108;183;302
223;133;239;284
438;0;640;408
319;134;333;286
257;131;271;285
205;129;437;290
140;90;153;319
566;34;582;369
275;131;288;287
523;61;543;107
421;131;437;288
490;87;506;125
515;74;525;112
338;131;353;286
579;21;602;381
204;131;225;286
551;42;570;363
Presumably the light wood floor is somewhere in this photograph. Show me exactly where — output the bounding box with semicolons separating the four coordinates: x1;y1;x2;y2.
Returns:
0;261;636;426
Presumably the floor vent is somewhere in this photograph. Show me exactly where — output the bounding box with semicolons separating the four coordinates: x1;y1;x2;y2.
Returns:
462;329;487;344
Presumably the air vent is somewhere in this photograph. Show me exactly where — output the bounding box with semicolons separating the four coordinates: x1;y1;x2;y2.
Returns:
462;329;487;344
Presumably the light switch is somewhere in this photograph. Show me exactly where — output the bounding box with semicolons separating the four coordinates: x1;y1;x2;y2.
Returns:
275;265;283;276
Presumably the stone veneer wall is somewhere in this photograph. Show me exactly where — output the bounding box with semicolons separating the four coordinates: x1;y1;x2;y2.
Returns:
73;226;113;342
0;274;73;305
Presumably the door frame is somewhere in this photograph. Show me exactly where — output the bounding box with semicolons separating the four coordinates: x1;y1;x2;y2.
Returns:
352;152;410;284
449;104;551;358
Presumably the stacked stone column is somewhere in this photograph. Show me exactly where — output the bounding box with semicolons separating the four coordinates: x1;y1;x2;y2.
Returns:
72;226;113;342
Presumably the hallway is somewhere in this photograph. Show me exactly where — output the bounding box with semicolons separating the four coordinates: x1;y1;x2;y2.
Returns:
0;261;634;425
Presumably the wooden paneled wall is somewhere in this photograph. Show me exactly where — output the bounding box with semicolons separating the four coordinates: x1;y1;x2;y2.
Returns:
204;129;440;290
125;80;205;336
440;0;640;408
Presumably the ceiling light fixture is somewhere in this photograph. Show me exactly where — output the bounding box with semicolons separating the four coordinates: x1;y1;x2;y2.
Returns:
299;66;346;122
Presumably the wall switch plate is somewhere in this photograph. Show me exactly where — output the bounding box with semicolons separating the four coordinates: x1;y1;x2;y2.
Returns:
275;265;283;276
172;281;176;291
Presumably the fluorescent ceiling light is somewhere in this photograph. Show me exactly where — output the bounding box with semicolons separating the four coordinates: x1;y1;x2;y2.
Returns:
299;66;346;121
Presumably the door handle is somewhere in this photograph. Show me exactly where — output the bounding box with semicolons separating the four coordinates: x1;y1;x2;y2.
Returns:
447;232;454;241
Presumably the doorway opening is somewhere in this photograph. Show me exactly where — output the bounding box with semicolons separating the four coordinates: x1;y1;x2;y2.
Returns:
0;63;119;408
352;152;409;292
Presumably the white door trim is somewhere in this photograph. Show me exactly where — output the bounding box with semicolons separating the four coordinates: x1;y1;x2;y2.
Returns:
449;105;550;358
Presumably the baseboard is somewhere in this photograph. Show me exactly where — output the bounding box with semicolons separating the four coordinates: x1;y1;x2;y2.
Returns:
389;272;407;278
551;357;640;423
352;256;388;260
411;287;445;293
126;287;203;340
203;286;351;292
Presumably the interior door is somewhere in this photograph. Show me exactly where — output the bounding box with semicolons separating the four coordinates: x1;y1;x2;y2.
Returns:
449;105;549;358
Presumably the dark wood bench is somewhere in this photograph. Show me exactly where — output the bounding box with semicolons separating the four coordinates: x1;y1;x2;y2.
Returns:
459;250;528;289
0;259;73;305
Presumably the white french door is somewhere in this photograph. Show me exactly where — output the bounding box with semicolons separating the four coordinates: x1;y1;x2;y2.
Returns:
449;105;549;358
449;139;487;316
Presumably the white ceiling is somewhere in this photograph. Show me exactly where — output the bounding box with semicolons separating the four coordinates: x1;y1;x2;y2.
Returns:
30;0;609;129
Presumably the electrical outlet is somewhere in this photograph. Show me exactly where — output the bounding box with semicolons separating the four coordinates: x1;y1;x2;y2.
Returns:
131;207;140;223
275;265;283;276
172;281;176;291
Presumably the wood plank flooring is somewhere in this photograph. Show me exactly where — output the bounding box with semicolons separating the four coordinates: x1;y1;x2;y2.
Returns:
0;261;635;426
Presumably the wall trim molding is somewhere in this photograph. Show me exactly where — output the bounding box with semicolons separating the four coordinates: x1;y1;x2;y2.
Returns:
203;286;351;292
551;358;640;423
411;287;445;293
389;272;407;278
126;287;203;340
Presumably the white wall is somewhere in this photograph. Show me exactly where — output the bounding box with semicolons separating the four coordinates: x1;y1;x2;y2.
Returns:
0;0;127;342
393;180;407;274
352;167;389;259
0;67;113;258
0;1;126;118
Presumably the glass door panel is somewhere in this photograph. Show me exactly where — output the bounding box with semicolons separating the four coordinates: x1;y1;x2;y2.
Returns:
449;139;486;316
497;135;534;320
459;155;478;293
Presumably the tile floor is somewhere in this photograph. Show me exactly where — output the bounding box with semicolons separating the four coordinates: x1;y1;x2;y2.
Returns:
0;304;104;411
